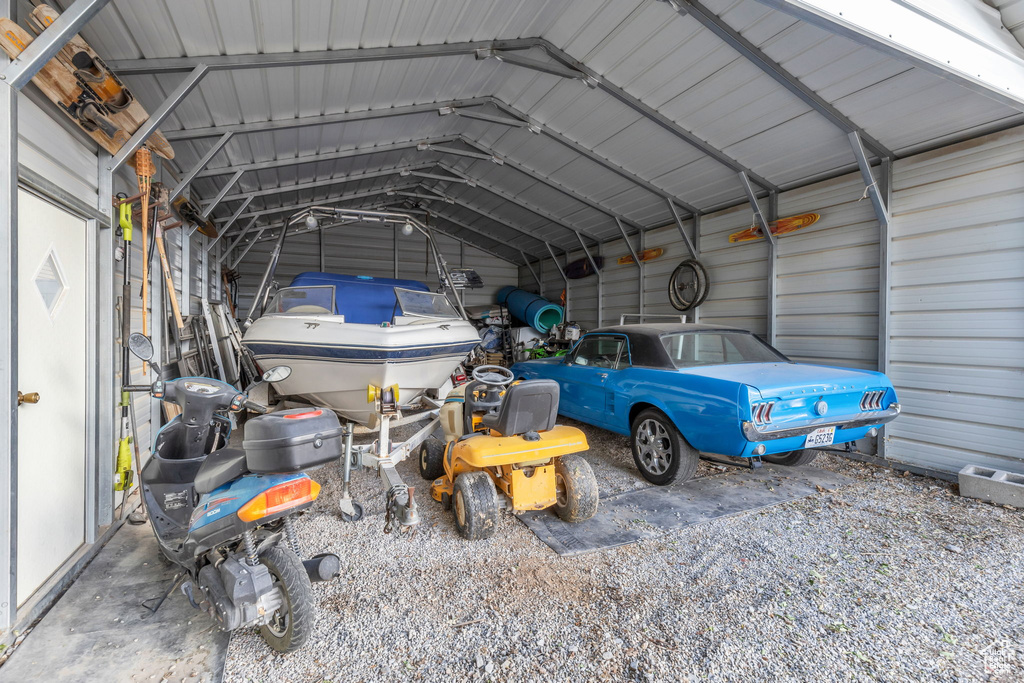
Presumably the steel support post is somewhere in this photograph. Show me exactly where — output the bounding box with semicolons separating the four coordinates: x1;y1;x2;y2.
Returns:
576;232;602;327
615;217;643;315
877;157;893;458
180;225;191;314
0;2;18;626
692;214;701;323
111;64;209;172
95;151;113;527
1;0;110;90
767;191;779;346
169;131;232;203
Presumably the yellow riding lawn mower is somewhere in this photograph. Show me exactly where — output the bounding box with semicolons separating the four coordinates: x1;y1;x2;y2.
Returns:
418;365;598;540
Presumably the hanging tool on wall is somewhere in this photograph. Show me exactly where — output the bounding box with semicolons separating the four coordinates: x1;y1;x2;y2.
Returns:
153;185;186;333
136;147;155;369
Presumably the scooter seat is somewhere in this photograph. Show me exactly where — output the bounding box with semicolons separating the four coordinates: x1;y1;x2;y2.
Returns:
194;448;249;494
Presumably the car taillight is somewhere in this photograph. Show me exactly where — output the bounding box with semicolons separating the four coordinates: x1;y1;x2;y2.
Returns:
237;478;320;522
860;390;885;411
752;401;775;424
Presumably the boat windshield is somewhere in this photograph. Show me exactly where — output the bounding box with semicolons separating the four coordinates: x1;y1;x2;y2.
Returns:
265;286;335;315
660;331;789;367
394;287;461;320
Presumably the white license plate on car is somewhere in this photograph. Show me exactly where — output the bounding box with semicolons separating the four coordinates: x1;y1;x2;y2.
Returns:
804;426;835;448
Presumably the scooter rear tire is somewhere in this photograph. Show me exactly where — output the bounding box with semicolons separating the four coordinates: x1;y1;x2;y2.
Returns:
259;545;314;652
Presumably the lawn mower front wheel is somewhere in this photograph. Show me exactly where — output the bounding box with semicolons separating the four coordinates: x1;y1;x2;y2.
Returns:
453;471;499;540
554;455;599;523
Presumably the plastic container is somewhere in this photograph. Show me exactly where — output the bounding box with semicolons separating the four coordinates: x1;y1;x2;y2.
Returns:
496;286;564;333
242;407;344;473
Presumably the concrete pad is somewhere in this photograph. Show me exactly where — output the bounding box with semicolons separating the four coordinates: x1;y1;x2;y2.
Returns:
518;464;853;556
0;522;228;683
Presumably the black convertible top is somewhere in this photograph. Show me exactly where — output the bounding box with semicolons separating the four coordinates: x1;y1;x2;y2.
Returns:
588;323;746;369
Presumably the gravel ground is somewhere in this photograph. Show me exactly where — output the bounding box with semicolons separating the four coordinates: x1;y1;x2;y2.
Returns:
223;418;1024;682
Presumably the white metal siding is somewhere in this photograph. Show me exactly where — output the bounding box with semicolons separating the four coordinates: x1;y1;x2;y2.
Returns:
17;94;98;207
886;126;1024;475
776;173;880;370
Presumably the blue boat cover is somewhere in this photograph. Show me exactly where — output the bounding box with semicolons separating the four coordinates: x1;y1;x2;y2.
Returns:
289;272;429;324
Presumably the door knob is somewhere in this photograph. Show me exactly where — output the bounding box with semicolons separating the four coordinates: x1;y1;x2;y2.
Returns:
17;391;40;406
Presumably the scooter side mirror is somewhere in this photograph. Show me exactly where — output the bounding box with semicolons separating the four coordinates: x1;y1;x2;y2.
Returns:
128;333;154;361
262;365;292;383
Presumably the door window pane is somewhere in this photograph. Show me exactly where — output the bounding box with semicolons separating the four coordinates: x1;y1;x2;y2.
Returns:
34;247;68;319
572;336;624;369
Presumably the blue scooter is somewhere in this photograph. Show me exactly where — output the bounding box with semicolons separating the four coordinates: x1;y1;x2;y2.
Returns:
127;333;341;652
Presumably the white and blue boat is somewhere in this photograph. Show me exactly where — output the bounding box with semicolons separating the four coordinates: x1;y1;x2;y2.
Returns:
240;207;480;428
243;272;479;426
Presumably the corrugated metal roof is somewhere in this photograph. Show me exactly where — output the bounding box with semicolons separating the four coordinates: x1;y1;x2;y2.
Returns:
48;0;1024;259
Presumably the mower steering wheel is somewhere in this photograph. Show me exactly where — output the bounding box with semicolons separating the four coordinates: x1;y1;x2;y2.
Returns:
472;365;515;387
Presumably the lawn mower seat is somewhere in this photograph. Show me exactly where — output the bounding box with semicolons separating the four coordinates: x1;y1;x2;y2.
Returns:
480;379;559;438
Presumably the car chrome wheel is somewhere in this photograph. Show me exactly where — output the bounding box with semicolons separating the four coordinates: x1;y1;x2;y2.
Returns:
636;418;673;475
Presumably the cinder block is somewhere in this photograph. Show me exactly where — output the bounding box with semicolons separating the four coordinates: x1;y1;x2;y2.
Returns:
958;465;1024;508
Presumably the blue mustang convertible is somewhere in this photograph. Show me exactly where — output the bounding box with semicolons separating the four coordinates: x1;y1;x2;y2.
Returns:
510;324;900;486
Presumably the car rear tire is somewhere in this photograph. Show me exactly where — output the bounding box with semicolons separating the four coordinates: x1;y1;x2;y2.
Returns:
630;409;699;486
453;471;498;540
553;455;599;523
762;449;818;466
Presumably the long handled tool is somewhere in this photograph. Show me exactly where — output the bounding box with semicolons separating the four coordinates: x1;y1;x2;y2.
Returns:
154;219;185;331
136;147;155;369
114;200;135;516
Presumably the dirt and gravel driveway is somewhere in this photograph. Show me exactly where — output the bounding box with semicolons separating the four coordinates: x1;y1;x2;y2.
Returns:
223;419;1024;682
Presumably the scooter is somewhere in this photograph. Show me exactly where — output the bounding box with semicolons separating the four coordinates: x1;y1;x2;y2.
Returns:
126;333;341;652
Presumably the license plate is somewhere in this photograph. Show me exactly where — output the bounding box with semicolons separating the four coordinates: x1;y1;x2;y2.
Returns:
804;426;835;448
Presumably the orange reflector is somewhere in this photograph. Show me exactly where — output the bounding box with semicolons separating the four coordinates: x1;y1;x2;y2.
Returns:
284;409;323;420
237;478;320;522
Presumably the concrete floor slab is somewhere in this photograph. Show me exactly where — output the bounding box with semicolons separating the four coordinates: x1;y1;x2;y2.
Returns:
0;521;228;683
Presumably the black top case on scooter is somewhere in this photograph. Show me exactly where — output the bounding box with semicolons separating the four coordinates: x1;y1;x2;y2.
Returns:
242;407;344;473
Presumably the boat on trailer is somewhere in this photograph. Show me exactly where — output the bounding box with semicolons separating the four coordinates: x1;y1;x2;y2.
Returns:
243;272;479;427
239;206;482;531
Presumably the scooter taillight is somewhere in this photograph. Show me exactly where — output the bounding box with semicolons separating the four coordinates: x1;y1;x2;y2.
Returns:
237;478;320;522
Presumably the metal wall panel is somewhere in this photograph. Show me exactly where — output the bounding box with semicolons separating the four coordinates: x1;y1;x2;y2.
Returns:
886;125;1024;475
17;94;98;207
776;172;880;369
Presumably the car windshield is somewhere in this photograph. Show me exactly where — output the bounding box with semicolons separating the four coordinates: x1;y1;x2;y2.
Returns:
394;287;460;320
660;331;788;367
265;286;335;315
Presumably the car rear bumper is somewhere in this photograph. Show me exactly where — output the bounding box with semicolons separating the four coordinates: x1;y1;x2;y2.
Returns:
741;403;901;442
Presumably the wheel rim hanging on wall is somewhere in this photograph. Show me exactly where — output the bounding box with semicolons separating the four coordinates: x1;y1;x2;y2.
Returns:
668;258;710;312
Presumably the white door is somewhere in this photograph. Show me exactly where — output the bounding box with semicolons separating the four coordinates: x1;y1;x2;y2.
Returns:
16;189;88;606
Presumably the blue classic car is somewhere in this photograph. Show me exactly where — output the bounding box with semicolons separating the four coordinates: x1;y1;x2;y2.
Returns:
509;324;900;485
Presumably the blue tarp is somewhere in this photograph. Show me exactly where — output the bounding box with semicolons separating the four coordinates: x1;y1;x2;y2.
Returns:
289;272;429;324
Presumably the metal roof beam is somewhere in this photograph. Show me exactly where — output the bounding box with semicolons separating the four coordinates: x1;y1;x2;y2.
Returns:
241;195;526;265
438;106;541;133
446;139;652;235
209;162;434;208
849;131;891;227
204;194;254;251
164;98;491;141
420;168;601;247
533;38;778;193
738;171;775;246
169;131;232;203
224;182;421;224
476;48;598;87
162;95;706;215
200;169;243;219
1;0;111;90
417;142;503;164
662;0;892;159
401;182;555;253
396;205;540;263
194;136;459;179
107;39;538;75
111;64;208;171
403;169;475;185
